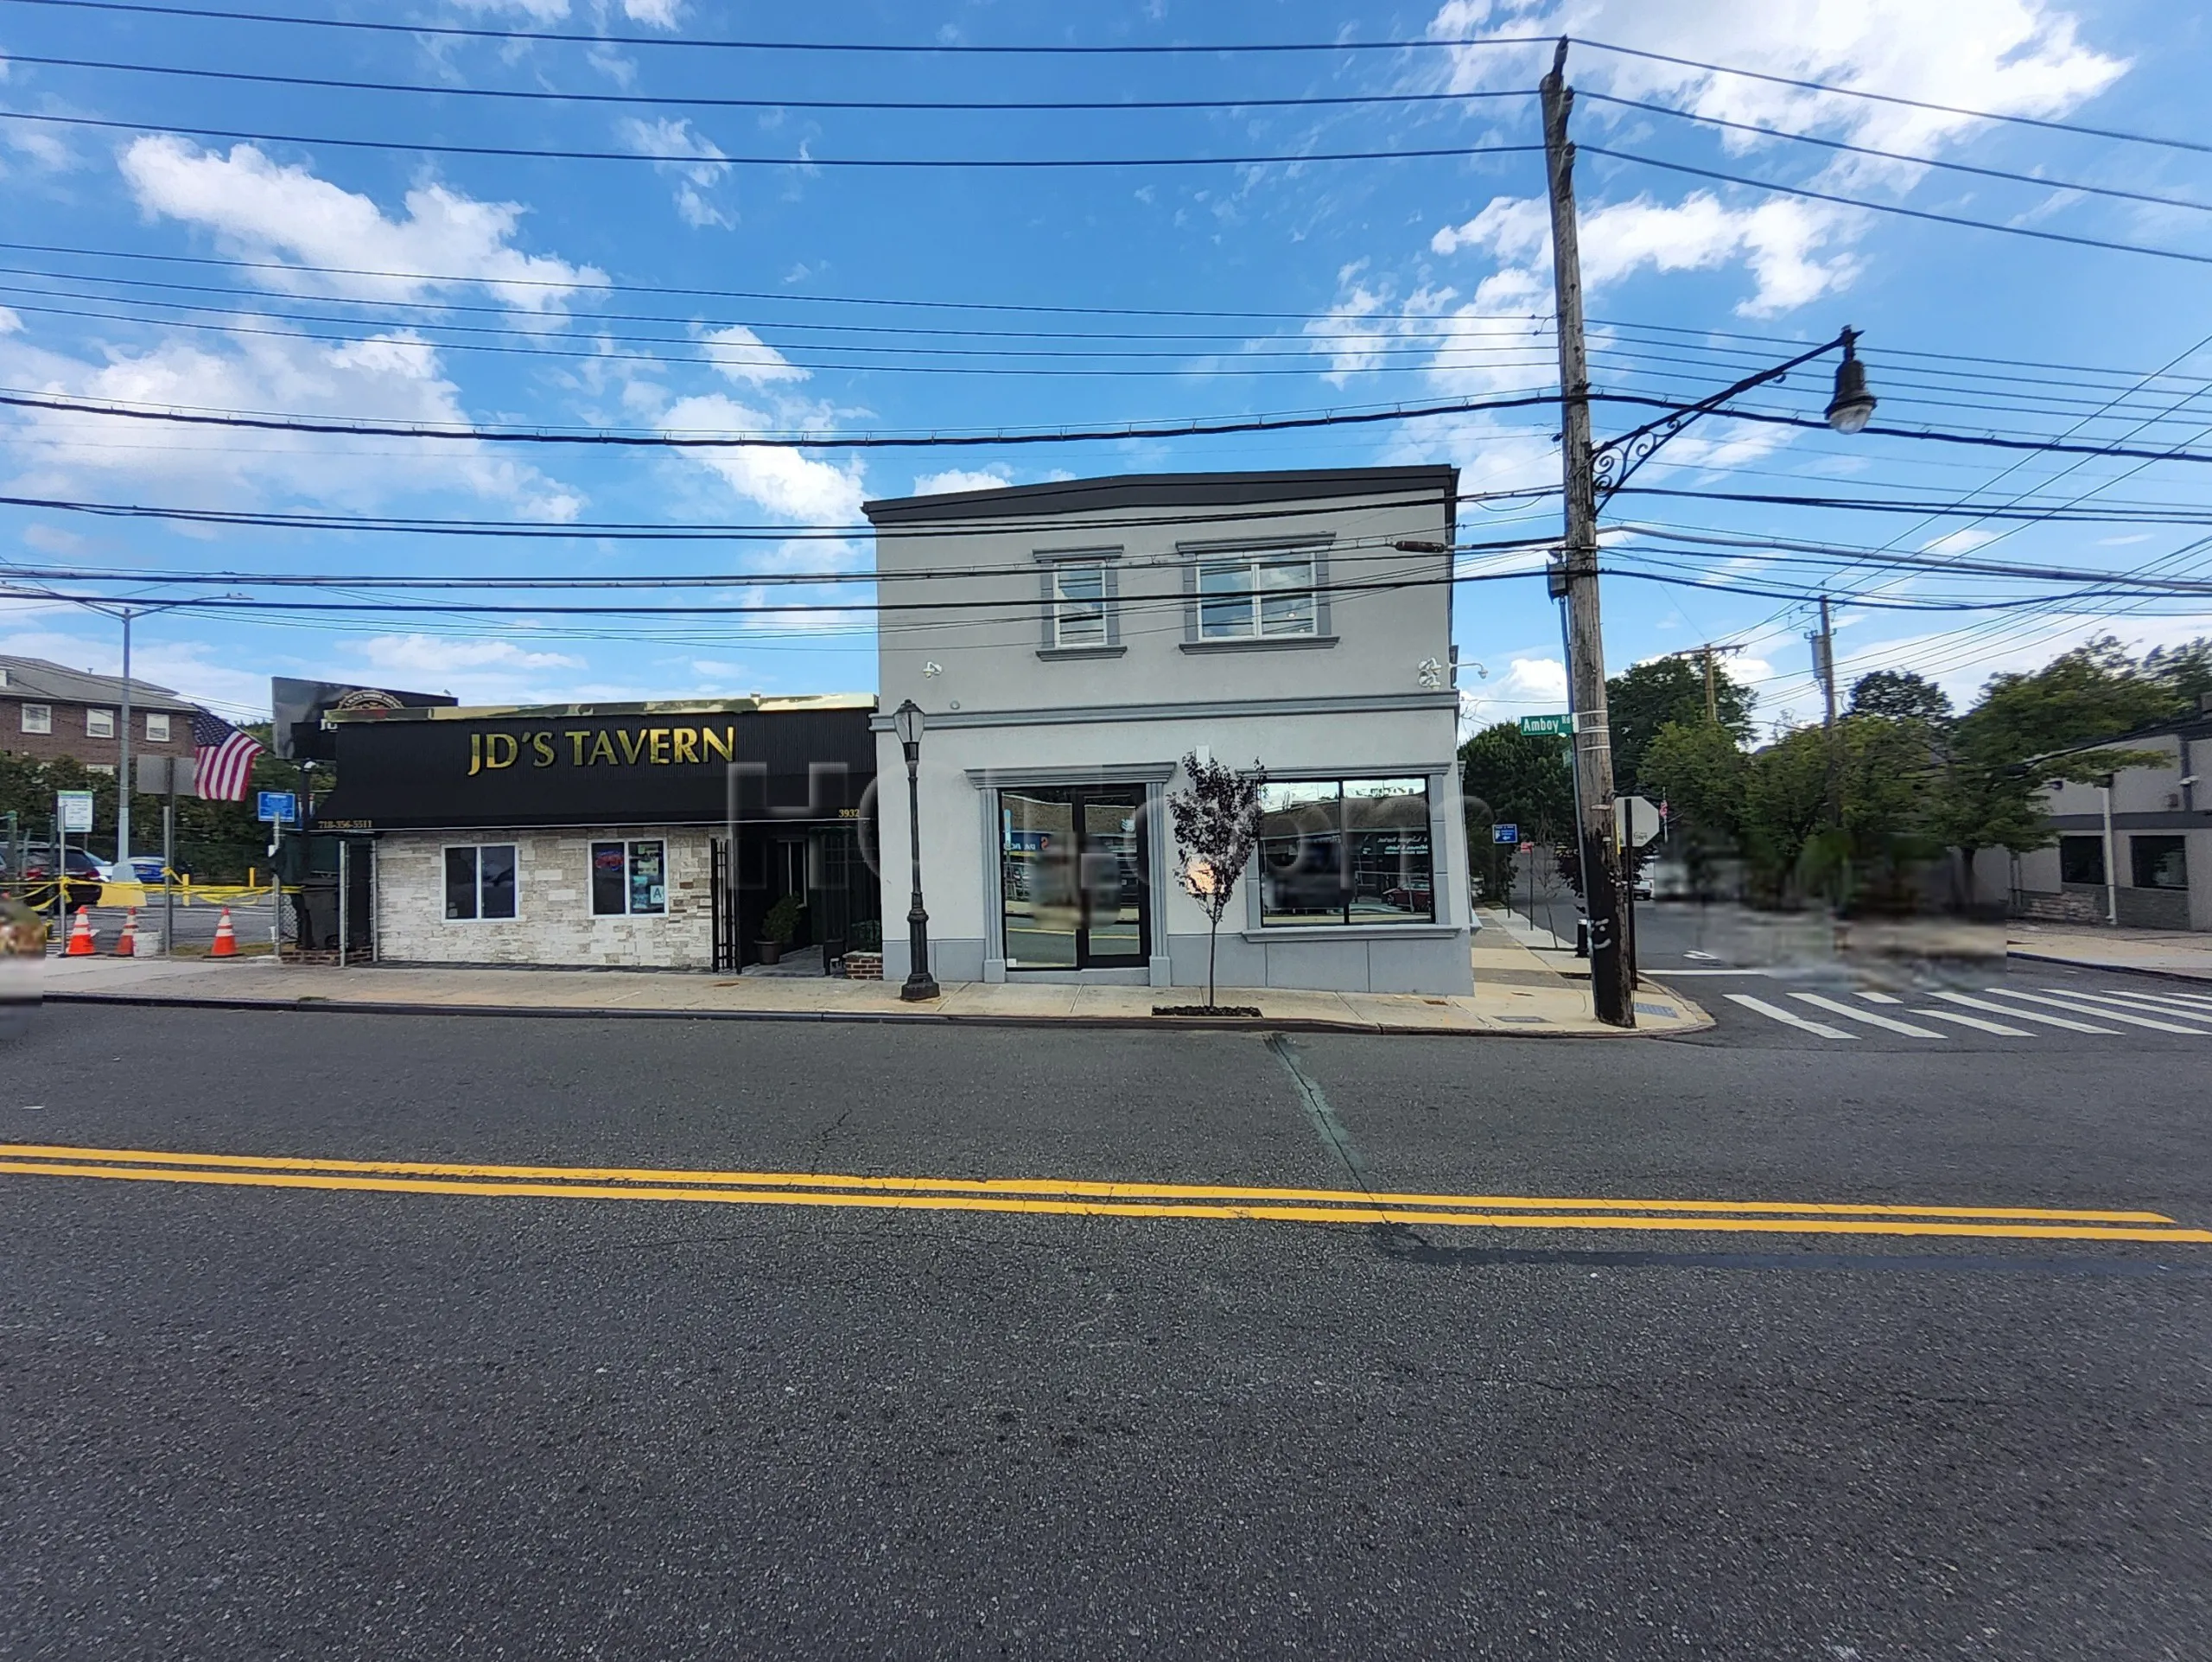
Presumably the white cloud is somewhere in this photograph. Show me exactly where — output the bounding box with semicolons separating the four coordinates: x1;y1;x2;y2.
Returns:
912;468;1014;495
1920;528;2002;557
449;0;572;18
660;393;864;522
622;0;683;25
1427;2;2124;169
120;137;603;312
620;117;737;228
0;325;583;519
19;524;86;554
0;306;18;334
1432;191;1860;317
1413;2;2123;320
700;323;807;385
1459;654;1569;735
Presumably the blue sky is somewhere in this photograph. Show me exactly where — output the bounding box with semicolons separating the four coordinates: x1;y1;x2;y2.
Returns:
0;0;2206;731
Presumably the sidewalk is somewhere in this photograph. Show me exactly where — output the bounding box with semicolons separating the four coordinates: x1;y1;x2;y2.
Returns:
2007;921;2212;982
36;924;1710;1039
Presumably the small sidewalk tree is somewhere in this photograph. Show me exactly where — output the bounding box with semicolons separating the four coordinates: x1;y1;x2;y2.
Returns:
1167;751;1265;1011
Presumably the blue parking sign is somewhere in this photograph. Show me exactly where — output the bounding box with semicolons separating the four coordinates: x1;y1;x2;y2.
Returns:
1491;822;1518;844
257;790;299;825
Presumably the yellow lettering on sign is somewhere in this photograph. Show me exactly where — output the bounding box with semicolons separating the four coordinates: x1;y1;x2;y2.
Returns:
702;726;734;762
484;733;519;770
567;730;588;765
588;731;616;767
672;728;699;764
618;730;648;765
532;732;556;767
648;728;671;765
467;733;482;776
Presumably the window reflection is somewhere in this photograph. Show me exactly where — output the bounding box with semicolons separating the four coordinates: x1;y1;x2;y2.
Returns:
1260;779;1432;927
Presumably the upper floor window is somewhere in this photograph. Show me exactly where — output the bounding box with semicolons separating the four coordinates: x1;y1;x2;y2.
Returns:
20;703;51;734
1035;550;1122;656
86;707;115;739
1198;553;1318;640
145;712;171;742
1052;562;1109;648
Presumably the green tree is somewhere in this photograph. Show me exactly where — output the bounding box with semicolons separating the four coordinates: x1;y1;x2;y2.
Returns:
1605;656;1754;794
1638;718;1747;897
1458;722;1574;901
1848;670;1952;725
1738;727;1830;907
2143;636;2212;710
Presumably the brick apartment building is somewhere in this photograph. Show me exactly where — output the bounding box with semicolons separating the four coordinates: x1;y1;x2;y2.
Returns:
0;655;201;773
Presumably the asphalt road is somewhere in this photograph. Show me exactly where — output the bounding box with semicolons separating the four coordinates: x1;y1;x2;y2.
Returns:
3;1006;2207;1659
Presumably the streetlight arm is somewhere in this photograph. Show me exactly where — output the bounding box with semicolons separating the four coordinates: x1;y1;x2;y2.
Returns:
1591;329;1853;507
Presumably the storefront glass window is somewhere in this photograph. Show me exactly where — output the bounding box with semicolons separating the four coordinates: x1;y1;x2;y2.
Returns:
2132;835;2187;890
1259;778;1433;926
445;844;518;920
629;841;667;914
592;839;667;915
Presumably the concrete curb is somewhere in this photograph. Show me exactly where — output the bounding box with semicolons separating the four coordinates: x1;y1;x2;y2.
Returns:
2005;947;2212;986
40;987;1710;1040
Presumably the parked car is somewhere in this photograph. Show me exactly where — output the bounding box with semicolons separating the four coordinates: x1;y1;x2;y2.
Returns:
1633;871;1655;901
6;846;106;908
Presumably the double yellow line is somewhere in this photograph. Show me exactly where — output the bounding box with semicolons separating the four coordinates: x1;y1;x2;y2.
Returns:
1;1142;2204;1245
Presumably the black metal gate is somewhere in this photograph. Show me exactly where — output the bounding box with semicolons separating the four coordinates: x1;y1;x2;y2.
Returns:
709;836;742;972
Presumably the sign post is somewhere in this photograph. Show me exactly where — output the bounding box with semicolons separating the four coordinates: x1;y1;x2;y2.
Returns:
54;790;93;920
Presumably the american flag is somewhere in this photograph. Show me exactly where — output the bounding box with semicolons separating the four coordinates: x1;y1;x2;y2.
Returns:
194;710;264;801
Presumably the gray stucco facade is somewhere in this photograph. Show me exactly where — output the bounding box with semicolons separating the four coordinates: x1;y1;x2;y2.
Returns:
2013;715;2212;932
864;468;1475;996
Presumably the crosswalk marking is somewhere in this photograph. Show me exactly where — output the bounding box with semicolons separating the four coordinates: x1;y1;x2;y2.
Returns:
1791;992;1944;1038
1985;988;2205;1035
1927;991;2118;1034
1858;990;1904;1004
1726;994;1854;1039
1917;1008;2036;1037
2055;987;2212;1024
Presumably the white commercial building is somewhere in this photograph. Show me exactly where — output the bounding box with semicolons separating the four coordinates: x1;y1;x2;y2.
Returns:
2012;697;2212;932
865;467;1475;995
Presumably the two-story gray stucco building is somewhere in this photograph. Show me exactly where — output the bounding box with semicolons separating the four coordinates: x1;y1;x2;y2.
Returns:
864;466;1474;996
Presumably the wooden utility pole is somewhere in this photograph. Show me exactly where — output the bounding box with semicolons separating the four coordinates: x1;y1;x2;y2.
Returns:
1814;594;1841;829
1540;39;1631;1028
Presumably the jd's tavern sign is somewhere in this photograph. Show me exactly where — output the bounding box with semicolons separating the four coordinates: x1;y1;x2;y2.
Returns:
318;697;876;831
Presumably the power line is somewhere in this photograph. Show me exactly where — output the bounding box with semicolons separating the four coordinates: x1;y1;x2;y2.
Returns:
0;51;1538;115
0;0;1548;55
0;111;1543;170
1582;145;2212;268
1574;35;2212;160
0;385;1576;446
1580;92;2212;216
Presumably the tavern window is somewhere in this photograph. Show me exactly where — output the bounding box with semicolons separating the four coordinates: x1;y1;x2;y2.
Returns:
592;839;667;916
444;844;518;920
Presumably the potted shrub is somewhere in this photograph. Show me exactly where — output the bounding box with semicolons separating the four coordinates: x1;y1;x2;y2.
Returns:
756;893;805;966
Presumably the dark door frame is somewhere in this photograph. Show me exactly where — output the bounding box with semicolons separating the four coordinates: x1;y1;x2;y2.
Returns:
1001;783;1151;971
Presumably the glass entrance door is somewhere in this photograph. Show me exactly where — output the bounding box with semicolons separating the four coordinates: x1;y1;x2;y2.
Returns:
1000;785;1149;970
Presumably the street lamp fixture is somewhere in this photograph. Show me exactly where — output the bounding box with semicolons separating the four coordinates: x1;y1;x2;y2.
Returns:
1592;325;1879;506
890;697;939;1002
1824;329;1878;434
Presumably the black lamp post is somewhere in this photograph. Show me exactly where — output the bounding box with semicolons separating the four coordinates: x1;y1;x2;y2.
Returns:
890;698;939;1002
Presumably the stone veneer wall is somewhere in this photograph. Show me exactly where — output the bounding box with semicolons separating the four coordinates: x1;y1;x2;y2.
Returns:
374;826;714;968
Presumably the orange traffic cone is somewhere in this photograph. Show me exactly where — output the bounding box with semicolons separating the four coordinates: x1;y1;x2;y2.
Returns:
64;906;96;956
209;906;238;958
114;908;138;957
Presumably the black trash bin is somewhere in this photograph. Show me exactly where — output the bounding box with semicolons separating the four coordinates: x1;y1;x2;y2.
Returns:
297;872;340;952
